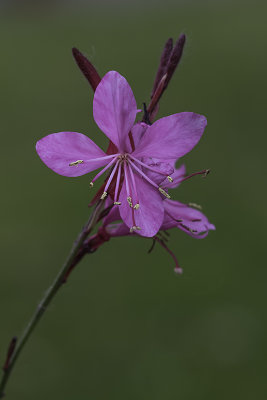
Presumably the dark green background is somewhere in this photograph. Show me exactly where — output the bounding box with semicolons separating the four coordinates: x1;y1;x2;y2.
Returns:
1;1;266;398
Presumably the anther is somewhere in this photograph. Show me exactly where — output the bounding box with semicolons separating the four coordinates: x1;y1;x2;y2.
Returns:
89;182;94;188
134;203;140;210
69;160;84;166
167;176;173;182
114;201;121;205
100;191;108;200
158;187;171;199
127;196;133;207
180;223;197;233
188;202;202;210
130;225;141;233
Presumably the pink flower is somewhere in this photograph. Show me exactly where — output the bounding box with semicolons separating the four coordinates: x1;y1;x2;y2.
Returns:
36;71;207;237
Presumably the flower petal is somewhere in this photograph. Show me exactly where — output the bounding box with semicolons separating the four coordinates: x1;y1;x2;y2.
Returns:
103;199;121;226
163;199;215;238
36;132;108;177
107;222;131;237
119;174;164;237
93;71;138;152
141;157;174;185
132;112;207;160
131;122;149;148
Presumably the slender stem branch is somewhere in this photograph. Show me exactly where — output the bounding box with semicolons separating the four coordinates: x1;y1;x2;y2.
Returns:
0;200;104;398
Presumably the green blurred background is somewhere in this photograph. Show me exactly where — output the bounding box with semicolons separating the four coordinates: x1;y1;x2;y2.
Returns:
1;0;267;398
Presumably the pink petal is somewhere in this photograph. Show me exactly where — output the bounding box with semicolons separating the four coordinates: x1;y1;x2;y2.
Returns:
141;157;174;185
93;71;138;152
36;132;108;177
118;174;164;237
103;199;121;226
163;199;215;238
131;122;149;148
107;222;131;237
132;112;207;160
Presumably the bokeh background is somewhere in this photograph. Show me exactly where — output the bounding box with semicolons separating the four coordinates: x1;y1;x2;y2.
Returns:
1;0;266;398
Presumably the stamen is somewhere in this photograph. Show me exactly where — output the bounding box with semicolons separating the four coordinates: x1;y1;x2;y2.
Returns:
124;161;139;229
100;191;108;200
158;187;171;199
114;162;122;204
127;196;133;207
114;201;121;205
69;159;84;166
188;202;202;210
130;225;141;233
124;162;132;208
180;223;197;233
83;154;120;163
89;182;94;188
103;159;120;193
129;155;172;177
127;159;159;189
90;156;118;185
128;163;140;209
167;176;173;182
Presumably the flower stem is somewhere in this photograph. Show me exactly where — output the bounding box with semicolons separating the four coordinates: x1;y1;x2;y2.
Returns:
0;200;104;398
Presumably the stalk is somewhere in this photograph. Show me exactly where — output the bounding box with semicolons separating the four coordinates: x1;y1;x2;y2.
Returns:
0;201;103;398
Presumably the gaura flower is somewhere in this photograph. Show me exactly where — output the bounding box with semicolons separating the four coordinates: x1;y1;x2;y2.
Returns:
36;71;207;237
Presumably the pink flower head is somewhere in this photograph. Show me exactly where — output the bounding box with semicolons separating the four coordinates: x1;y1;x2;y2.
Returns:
36;71;207;237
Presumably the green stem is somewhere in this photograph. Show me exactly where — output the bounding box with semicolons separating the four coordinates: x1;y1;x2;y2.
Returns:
0;200;104;398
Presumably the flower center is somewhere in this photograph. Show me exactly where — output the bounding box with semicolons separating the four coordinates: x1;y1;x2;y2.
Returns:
69;152;173;232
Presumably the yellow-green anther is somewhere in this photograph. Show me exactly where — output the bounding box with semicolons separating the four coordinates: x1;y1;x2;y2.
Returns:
158;187;171;199
69;160;84;166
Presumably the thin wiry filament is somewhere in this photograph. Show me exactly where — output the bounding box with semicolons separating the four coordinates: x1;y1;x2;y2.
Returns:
90;156;117;185
128;164;139;208
114;162;122;204
127;158;159;189
84;153;120;163
103;159;120;193
124;162;132;207
129;154;171;177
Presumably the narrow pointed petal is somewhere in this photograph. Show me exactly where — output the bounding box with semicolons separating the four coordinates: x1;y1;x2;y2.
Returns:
163;199;215;238
36;132;108;177
119;174;164;237
133;112;207;160
93;71;138;152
